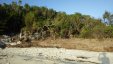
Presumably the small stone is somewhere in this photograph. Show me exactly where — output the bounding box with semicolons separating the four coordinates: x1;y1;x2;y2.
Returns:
6;62;10;64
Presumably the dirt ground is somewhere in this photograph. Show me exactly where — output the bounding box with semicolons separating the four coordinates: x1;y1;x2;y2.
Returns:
11;38;113;52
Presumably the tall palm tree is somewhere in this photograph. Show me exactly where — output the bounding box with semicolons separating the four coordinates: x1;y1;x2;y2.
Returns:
103;11;111;25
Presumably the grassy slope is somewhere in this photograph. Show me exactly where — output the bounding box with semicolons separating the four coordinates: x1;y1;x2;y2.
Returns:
30;38;113;52
10;38;113;52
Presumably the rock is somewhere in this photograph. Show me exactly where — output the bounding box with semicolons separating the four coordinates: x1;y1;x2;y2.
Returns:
2;35;9;38
0;41;6;49
16;41;22;44
1;35;12;44
19;33;23;39
9;43;17;46
6;62;10;64
28;35;35;40
34;33;41;40
28;32;42;40
42;31;47;39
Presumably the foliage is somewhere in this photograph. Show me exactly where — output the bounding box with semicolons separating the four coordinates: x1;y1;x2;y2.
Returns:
80;27;92;38
104;26;113;38
0;1;113;39
24;12;35;32
103;11;113;25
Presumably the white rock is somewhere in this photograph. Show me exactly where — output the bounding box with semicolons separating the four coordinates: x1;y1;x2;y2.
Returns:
9;43;17;45
16;41;21;44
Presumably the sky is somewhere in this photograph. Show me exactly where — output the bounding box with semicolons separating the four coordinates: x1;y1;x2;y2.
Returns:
0;0;113;18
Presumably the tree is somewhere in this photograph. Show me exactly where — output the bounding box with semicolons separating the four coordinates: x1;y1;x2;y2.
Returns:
69;13;84;36
1;1;113;39
103;11;113;25
18;0;22;6
24;3;30;13
24;12;35;32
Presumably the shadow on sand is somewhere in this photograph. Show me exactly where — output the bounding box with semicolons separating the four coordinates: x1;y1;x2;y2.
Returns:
98;52;110;64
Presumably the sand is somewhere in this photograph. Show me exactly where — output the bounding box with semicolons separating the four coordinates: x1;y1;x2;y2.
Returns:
0;47;113;64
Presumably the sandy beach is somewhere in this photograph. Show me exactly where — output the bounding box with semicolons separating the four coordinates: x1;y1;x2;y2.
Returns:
0;47;113;64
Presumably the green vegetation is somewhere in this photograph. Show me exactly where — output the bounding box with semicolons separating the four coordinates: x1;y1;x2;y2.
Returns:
0;0;113;39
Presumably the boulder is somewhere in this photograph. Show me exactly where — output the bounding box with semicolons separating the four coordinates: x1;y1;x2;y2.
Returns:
1;35;12;44
0;41;6;49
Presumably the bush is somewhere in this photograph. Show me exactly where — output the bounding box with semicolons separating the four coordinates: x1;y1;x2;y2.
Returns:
80;27;92;38
92;25;105;38
25;12;35;32
104;26;113;38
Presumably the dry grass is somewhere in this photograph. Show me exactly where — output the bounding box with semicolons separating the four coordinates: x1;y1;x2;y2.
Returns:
32;38;113;52
10;38;113;52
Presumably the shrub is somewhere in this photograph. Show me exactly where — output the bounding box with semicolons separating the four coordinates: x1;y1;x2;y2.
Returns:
104;26;113;38
25;12;35;32
92;25;105;38
80;27;92;38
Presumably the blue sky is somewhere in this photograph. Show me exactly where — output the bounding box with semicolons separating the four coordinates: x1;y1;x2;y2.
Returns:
0;0;113;18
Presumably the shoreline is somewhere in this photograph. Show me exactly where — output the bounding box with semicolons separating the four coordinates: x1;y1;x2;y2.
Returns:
0;47;113;64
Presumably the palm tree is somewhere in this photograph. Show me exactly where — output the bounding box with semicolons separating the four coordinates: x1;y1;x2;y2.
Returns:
103;11;111;25
18;0;22;6
24;3;30;12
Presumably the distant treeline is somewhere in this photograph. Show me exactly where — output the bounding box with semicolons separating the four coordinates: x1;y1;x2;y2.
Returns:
0;0;113;38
